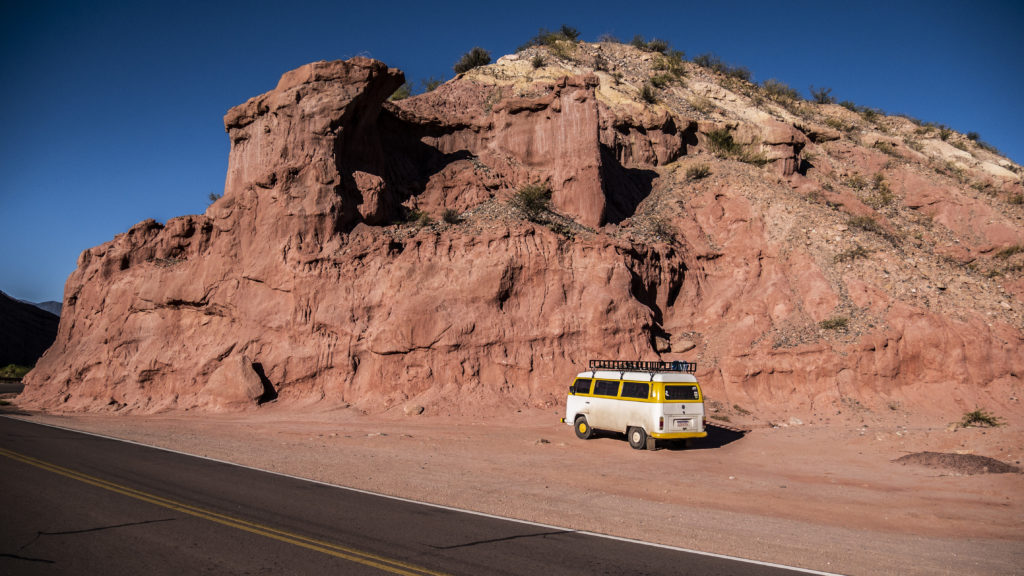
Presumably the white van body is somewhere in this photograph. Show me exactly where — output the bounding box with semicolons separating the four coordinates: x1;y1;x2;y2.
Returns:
564;361;706;450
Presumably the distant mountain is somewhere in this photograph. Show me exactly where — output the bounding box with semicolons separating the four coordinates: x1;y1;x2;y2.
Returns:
0;291;59;367
30;300;62;317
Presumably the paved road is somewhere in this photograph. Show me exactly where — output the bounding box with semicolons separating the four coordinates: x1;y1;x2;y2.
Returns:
0;416;835;575
0;381;24;394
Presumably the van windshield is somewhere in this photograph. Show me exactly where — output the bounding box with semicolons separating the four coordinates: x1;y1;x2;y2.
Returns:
664;385;700;400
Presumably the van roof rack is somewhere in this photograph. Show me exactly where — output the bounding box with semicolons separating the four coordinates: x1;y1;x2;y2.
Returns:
589;359;697;374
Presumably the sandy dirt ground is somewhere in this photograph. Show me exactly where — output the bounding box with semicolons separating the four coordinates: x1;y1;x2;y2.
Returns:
4;401;1022;576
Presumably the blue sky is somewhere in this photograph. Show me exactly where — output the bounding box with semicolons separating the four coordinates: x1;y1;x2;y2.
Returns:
1;0;1021;303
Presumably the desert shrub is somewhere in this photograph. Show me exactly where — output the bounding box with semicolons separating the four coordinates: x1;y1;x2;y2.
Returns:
652;51;686;77
531;54;544;68
207;192;222;204
819;316;848;330
593;53;608;71
872;141;900;157
454;47;491;74
597;33;620;43
686;164;711;180
422;77;443;92
442;209;461;224
939;127;952;141
966;131;980;141
869;174;895;208
630;34;668;53
903;137;924;152
692;52;750;81
649;73;675;89
994;244;1024;259
650;217;674;241
976;140;1001;155
640;83;658;103
512;183;552;222
844;173;868;190
809;85;835;104
732;404;751;415
834;244;872;263
839;100;858;111
761;78;800;102
848;215;883;233
960;408;1001;427
521;25;581;50
388;81;412;101
824;117;854;132
406;209;433;226
1009;193;1024;205
610;71;623;85
688;96;715;114
707;128;741;157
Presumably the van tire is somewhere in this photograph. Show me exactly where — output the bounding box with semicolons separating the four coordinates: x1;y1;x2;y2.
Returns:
574;416;593;440
628;427;647;450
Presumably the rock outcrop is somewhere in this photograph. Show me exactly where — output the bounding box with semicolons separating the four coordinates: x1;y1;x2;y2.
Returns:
20;45;1024;422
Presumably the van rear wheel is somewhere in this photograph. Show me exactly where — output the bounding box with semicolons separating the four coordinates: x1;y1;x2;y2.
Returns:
574;416;593;440
628;427;647;450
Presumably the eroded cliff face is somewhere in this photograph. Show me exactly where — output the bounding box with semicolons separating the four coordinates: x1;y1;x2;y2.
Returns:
20;47;1024;421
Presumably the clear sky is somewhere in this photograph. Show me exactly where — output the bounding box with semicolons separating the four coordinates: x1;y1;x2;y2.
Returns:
1;0;1021;303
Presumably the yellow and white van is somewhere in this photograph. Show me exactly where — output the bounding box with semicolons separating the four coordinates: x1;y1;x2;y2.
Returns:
564;359;706;450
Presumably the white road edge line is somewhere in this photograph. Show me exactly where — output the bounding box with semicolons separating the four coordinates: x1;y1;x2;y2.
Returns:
4;414;845;576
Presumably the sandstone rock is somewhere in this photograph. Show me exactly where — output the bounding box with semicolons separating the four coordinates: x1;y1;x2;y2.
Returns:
18;48;1024;423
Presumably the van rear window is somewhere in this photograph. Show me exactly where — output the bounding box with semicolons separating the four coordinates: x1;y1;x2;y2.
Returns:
664;385;700;400
620;381;649;399
573;378;592;394
593;379;620;396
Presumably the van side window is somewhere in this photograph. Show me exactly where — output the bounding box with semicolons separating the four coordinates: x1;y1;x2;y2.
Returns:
573;378;592;394
620;381;649;399
665;385;699;400
593;379;619;396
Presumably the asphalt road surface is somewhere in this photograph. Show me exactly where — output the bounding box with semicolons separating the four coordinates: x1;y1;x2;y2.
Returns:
0;381;24;394
0;416;837;575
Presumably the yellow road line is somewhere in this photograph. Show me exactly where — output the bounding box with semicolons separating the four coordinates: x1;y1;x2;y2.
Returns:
0;447;450;576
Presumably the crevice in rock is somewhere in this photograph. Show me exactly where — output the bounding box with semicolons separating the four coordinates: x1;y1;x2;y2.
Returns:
251;362;278;404
599;145;658;224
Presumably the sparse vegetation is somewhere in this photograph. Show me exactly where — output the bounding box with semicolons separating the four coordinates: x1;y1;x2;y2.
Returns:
732;404;751;415
966;131;980;141
207;192;222;204
1009;193;1024;205
872;141;899;157
453;47;491;74
639;83;658;104
761;78;800;102
512;183;552;222
652;50;687;77
688;96;715;114
521;25;581;49
706;128;768;166
630;34;668;53
388;81;412;101
407;209;433;227
692;53;751;81
819;317;848;330
531;54;544;69
844;173;868;190
809;85;835;104
442;209;461;224
0;364;32;379
960;408;1001;428
848;215;883;233
686;164;712;180
824;117;854;133
650;217;674;241
649;73;675;89
834;244;871;263
866;173;895;208
422;77;443;92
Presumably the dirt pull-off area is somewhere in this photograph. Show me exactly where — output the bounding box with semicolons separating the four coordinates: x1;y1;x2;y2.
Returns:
10;406;1022;576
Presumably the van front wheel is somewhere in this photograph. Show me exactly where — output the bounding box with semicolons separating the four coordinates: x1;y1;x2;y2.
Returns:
628;427;647;450
574;416;593;440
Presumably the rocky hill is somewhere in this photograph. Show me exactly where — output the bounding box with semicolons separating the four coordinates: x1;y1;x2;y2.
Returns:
1;291;59;368
19;40;1024;422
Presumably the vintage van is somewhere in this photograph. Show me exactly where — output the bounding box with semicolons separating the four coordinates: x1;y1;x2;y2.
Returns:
563;359;706;450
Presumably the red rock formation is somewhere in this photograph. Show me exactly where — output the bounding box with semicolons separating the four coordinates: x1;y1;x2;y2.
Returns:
19;50;1024;422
